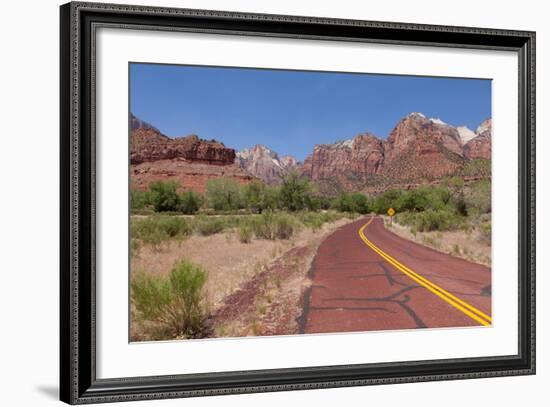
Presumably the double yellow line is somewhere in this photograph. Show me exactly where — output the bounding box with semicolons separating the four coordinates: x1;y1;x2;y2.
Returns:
358;218;492;326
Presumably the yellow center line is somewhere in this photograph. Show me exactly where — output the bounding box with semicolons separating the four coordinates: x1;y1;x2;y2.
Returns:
358;217;492;326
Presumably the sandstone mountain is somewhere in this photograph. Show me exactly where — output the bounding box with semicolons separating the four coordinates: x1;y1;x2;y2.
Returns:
235;144;298;184
130;112;491;194
299;134;385;192
298;112;491;193
380;113;465;182
464;119;492;160
130;114;253;193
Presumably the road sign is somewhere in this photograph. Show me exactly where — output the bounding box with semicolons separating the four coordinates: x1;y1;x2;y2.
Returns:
387;207;395;217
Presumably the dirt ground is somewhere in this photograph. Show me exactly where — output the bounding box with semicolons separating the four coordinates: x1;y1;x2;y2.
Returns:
385;216;491;267
130;218;355;340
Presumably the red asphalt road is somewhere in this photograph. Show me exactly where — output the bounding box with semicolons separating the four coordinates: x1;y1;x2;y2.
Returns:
300;217;492;333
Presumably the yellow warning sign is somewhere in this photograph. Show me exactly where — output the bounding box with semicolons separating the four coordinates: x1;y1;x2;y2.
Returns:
387;207;395;217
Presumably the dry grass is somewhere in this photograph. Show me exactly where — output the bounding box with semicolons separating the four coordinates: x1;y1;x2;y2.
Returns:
131;217;354;340
384;215;491;267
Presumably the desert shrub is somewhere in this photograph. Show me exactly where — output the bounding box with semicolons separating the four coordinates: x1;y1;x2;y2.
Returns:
131;217;165;247
465;180;491;215
194;216;227;236
238;224;253;243
273;213;299;239
132;272;172;320
298;212;325;231
206;178;243;211
398;209;464;232
251;212;276;240
156;216;193;238
250;212;299;240
149;181;181;212
131;260;208;338
416;210;464;232
131;216;192;246
168;260;209;337
131;189;153;210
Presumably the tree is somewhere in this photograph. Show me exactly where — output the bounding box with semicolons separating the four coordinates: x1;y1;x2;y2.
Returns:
278;171;314;211
178;191;203;214
332;192;370;213
371;188;403;214
206;178;242;211
243;180;267;213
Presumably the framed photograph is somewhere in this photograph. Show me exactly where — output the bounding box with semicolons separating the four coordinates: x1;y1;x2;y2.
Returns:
60;1;535;404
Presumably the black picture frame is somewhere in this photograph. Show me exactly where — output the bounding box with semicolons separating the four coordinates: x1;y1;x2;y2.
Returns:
60;1;536;404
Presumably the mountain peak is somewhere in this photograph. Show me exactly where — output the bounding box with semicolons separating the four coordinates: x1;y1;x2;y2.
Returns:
236;145;298;184
476;118;492;137
456;125;476;145
130;113;161;133
408;112;426;118
429;117;448;126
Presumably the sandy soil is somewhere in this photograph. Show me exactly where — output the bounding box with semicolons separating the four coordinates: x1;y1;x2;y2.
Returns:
131;218;355;340
384;216;491;267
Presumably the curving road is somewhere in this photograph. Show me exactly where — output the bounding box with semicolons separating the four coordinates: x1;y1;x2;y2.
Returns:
300;216;492;333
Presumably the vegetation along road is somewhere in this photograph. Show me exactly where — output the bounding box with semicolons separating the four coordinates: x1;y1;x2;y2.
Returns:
300;216;492;333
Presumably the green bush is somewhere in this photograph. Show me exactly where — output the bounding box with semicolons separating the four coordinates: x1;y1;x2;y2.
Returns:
332;192;370;213
131;216;193;246
206;178;243;211
465;180;491;215
298;212;324;231
243;180;268;213
131;260;208;338
251;212;276;240
278;171;315;211
156;216;193;238
194;216;227;236
149;181;181;212
250;212;299;240
131;189;153;210
178;191;203;214
273;213;299;239
371;188;404;214
397;209;462;232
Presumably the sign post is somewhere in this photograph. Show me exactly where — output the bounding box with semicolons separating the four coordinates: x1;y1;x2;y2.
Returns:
387;207;395;226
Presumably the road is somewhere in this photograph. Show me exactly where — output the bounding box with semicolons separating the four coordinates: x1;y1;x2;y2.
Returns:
300;216;492;333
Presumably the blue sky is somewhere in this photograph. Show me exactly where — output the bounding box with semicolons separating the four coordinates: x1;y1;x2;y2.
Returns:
130;63;491;161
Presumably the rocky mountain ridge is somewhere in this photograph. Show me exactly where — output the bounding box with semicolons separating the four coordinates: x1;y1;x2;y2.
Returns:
297;113;491;192
130;112;491;193
130;114;252;192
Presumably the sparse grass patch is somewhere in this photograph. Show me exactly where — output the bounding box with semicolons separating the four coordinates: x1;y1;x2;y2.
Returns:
131;215;193;248
478;222;491;245
193;216;227;236
422;235;440;248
